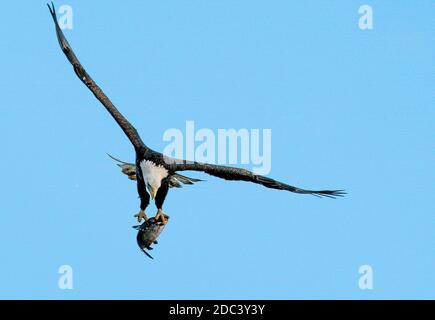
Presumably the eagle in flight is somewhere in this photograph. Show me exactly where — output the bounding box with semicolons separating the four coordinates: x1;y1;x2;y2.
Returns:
48;3;344;226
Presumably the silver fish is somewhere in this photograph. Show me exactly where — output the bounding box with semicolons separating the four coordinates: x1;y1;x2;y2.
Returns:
133;217;168;259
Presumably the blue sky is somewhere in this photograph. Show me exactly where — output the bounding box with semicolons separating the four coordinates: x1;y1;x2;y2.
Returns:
0;1;433;299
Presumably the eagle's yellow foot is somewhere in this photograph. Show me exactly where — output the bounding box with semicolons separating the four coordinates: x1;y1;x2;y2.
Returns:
134;210;148;222
155;209;168;225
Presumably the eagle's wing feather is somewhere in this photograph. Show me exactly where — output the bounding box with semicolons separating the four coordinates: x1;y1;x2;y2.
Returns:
47;3;147;153
169;174;203;188
171;162;345;198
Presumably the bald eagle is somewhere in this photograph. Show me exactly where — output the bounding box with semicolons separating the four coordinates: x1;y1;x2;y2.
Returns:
48;3;344;225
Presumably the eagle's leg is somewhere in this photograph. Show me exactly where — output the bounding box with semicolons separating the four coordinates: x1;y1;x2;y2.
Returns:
134;210;148;222
136;176;150;222
154;180;170;225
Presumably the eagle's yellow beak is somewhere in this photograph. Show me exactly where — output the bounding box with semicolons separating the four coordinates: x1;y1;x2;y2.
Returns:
146;184;157;200
150;189;157;200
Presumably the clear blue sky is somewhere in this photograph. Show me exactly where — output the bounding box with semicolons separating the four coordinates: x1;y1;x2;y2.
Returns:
0;1;433;299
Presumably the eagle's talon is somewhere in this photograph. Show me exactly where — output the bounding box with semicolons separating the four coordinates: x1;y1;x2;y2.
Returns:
155;209;168;225
134;210;148;222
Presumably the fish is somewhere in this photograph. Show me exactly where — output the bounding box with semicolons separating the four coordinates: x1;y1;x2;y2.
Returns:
133;217;168;259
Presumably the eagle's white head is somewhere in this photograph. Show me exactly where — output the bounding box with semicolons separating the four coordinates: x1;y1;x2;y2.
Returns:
139;160;169;199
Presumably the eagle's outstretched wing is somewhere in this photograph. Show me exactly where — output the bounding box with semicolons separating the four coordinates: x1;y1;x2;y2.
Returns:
47;2;147;153
171;162;345;198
